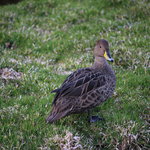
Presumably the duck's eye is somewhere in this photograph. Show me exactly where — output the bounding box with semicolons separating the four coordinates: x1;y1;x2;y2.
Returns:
100;46;101;48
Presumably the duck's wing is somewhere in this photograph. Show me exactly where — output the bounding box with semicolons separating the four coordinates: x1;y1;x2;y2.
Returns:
51;68;91;94
51;68;92;105
52;68;106;105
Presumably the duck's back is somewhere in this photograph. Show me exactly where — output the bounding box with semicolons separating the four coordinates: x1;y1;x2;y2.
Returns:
47;66;116;123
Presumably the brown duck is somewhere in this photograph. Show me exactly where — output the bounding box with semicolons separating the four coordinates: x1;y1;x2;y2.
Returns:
47;39;116;123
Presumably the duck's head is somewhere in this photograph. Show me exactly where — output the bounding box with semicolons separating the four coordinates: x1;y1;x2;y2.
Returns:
94;39;114;62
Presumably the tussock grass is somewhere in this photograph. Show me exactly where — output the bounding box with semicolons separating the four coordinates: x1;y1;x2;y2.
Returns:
0;0;149;149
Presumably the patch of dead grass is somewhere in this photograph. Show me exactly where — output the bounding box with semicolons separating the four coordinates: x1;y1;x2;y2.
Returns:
0;68;23;80
39;131;83;150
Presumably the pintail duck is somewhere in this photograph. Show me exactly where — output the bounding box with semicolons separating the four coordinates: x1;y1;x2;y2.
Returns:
47;39;116;123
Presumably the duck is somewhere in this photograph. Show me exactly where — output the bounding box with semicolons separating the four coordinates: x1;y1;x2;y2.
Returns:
46;39;116;123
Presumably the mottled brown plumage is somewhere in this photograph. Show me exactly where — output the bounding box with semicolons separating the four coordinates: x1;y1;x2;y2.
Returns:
46;39;116;123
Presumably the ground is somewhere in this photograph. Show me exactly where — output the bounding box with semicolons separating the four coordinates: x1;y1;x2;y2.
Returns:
0;0;150;149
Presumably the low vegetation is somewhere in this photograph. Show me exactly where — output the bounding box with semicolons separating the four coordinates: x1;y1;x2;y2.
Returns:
0;0;149;149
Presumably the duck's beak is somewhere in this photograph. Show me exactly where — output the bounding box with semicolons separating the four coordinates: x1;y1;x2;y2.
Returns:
104;50;114;62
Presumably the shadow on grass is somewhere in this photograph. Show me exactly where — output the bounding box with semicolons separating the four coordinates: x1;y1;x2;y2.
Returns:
0;0;22;5
48;108;107;148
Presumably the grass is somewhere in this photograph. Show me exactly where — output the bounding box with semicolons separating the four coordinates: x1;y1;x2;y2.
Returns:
0;0;150;149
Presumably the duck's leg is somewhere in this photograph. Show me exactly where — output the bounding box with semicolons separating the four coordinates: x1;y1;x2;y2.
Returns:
87;110;104;123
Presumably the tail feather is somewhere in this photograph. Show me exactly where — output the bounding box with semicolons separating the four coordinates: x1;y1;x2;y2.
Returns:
46;104;74;123
51;88;60;93
46;110;68;123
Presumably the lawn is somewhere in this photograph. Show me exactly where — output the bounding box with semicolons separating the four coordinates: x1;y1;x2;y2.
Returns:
0;0;149;149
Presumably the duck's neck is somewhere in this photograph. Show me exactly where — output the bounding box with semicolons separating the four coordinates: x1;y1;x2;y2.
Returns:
92;56;108;69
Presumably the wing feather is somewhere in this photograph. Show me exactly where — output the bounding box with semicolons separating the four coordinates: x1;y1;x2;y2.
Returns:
52;68;106;105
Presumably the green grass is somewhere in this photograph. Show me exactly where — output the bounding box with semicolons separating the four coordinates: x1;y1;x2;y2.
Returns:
0;0;150;149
